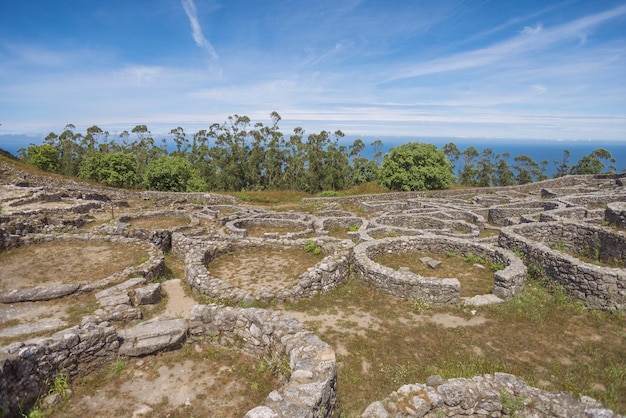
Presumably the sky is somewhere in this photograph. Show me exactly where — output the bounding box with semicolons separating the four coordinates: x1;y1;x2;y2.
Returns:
1;0;625;146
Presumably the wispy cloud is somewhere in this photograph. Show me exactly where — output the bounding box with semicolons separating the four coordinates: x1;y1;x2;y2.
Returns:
181;0;219;60
383;4;626;82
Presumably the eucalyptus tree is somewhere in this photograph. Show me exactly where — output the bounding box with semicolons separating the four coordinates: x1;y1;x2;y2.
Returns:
570;149;616;174
458;146;479;186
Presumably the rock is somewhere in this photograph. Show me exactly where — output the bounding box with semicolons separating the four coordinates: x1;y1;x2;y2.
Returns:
426;375;444;387
0;318;67;338
427;259;442;269
361;401;390;417
419;257;433;265
95;277;146;299
98;293;131;307
118;316;188;357
0;283;80;303
134;283;161;305
463;294;505;307
244;406;279;418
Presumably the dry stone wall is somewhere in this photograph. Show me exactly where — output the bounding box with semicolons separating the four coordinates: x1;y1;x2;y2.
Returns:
0;318;119;417
173;234;352;304
361;373;620;418
189;304;336;418
499;221;625;312
353;236;526;305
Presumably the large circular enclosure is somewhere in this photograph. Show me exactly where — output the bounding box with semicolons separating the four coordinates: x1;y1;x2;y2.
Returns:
354;235;526;305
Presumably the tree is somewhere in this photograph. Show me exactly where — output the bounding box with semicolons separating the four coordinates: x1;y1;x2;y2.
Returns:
79;152;138;188
443;142;461;174
476;148;495;187
144;155;206;192
22;144;59;172
513;155;541;184
493;153;516;186
378;142;454;191
553;149;571;178
458;146;479;186
570;149;616;174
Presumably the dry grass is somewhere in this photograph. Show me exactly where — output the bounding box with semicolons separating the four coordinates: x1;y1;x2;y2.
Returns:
281;276;626;416
0;241;150;290
373;251;495;297
244;224;309;238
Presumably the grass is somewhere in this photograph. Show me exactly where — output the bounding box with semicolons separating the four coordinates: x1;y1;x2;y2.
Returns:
0;241;150;291
373;251;496;297
280;276;625;416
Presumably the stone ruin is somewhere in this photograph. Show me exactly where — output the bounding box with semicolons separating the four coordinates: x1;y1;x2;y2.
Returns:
0;159;624;417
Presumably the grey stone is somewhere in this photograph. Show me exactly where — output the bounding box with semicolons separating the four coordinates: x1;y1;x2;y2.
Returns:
134;283;161;305
463;294;505;307
244;406;279;418
98;293;131;307
426;375;444;387
95;277;146;299
0;283;80;303
118;316;188;357
361;401;390;418
427;259;442;269
0;318;67;338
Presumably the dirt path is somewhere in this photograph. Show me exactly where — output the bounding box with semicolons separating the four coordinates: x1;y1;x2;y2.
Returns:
162;279;196;319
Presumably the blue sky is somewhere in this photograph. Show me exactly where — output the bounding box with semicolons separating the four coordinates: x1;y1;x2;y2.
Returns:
1;0;625;144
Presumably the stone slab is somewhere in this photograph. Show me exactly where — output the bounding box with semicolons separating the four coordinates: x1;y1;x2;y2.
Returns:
118;316;188;357
0;283;80;303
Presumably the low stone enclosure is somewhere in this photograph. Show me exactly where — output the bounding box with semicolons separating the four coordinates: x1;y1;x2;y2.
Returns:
1;306;337;418
0;233;164;304
1;163;625;417
353;235;527;306
499;220;625;312
172;233;352;304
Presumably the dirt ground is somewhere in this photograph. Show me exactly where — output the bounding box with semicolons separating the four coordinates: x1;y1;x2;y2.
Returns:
208;247;322;291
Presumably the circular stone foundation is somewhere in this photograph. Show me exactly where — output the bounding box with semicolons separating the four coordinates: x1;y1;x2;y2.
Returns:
354;235;526;306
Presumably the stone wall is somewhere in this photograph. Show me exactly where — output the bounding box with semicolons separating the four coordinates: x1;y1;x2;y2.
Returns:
353;235;526;305
189;304;336;418
173;234;352;304
606;202;626;228
0;318;119;417
499;222;625;312
487;200;563;226
225;218;314;239
361;373;619;418
0;233;164;303
301;175;595;207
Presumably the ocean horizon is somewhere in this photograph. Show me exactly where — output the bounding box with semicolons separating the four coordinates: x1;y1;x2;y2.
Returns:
1;133;624;178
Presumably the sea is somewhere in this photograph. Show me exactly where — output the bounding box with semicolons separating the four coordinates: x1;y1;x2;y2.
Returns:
344;136;626;178
1;133;624;178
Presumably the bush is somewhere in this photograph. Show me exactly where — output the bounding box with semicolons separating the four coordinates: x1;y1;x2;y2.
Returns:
378;142;455;191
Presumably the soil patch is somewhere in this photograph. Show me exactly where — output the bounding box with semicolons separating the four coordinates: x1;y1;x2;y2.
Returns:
208;247;322;291
0;241;150;291
47;341;279;418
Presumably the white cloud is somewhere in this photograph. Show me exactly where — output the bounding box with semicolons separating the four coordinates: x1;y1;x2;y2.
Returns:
181;0;219;60
383;4;626;82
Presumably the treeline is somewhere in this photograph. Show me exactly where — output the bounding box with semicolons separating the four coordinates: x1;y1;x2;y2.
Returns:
18;112;617;192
